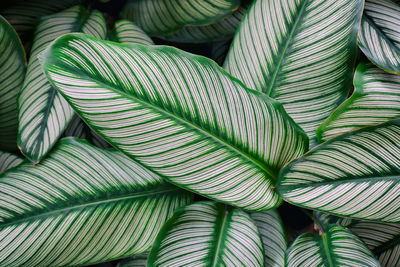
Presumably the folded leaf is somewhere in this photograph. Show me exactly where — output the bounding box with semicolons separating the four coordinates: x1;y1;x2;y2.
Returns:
358;0;400;74
17;5;107;163
0;137;192;266
286;225;379;266
318;63;400;142
121;0;240;36
278;119;400;222
0;16;26;152
41;33;308;211
223;0;363;143
148;201;264;267
0;151;23;174
109;20;154;45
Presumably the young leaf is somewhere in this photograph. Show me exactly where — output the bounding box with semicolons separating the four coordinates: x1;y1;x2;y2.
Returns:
223;0;363;143
286;225;380;266
318;63;400;142
0;151;23;174
277;119;400;222
0;16;26;152
41;33;308;211
109;20;154;45
121;0;240;36
17;5;107;163
0;137;192;266
358;0;400;74
147;201;264;266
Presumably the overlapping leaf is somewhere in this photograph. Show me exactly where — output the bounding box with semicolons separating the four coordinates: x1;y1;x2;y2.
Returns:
278;119;400;222
286;225;379;266
358;0;400;74
223;0;363;143
109;20;154;45
148;201;264;266
41;33;308;211
0;151;23;174
0;16;26;152
118;254;148;267
0;137;192;266
121;0;240;36
17;5;107;163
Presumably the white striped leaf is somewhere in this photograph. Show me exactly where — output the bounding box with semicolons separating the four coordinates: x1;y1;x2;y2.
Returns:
317;63;400;142
286;225;380;266
223;0;363;143
17;5;107;163
109;20;154;46
0;16;26;152
118;253;148;267
277;119;400;222
147;201;264;267
41;33;309;211
358;0;400;74
121;0;240;36
250;210;287;267
0;137;192;266
0;151;23;174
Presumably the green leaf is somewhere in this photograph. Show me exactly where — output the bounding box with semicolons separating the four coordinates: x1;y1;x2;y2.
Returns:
223;0;363;143
147;201;264;266
317;63;400;142
0;16;26;152
313;211;352;229
0;137;192;266
250;210;287;266
0;151;23;174
121;0;240;36
118;253;148;267
277;119;400;222
17;5;107;163
41;33;309;211
286;225;380;266
358;0;400;74
109;20;154;45
210;40;231;66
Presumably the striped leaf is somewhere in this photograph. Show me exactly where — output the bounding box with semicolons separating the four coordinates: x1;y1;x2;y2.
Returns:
250;210;287;266
41;33;308;211
121;0;240;36
109;20;154;46
0;137;192;266
317;63;400;142
0;151;23;174
223;0;363;143
147;201;264;267
17;5;107;163
286;225;380;266
277;119;400;222
358;0;400;74
0;16;26;152
313;211;352;229
118;253;148;267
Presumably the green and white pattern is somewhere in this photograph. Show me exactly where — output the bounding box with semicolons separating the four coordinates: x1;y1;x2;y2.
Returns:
318;63;400;142
121;0;240;36
358;0;400;74
224;0;363;143
109;20;154;45
250;210;287;266
0;16;26;152
148;201;264;266
41;33;309;211
17;5;107;163
0;151;23;174
286;225;380;266
0;137;192;266
278;119;400;222
118;253;148;267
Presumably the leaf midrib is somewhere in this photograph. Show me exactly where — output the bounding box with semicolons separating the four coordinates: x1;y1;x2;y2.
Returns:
211;205;229;267
321;233;335;267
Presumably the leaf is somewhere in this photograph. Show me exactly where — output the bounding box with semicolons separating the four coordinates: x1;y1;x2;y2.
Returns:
286;225;380;266
313;211;352;229
210;40;232;66
121;0;240;36
0;16;26;152
223;0;363;143
0;137;192;266
277;119;400;222
317;63;400;142
250;210;287;266
41;33;308;211
17;5;107;163
109;20;154;46
358;0;400;74
147;201;264;266
0;151;23;174
118;253;148;267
